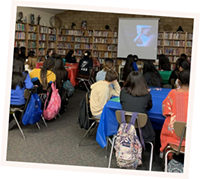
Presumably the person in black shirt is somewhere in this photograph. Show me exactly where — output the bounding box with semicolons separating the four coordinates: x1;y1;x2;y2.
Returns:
65;50;77;63
120;71;155;142
143;60;163;87
77;51;93;78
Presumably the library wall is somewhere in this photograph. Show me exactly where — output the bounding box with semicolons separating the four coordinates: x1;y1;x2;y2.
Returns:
16;7;55;27
56;10;193;32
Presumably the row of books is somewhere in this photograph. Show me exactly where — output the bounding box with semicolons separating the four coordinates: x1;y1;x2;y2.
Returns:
94;31;110;37
92;51;117;58
16;23;26;31
49;28;57;35
164;40;185;46
57;43;72;49
57;49;67;55
39;42;46;48
164;32;185;40
40;27;48;34
28;25;37;32
164;48;184;55
107;45;117;51
48;35;56;41
14;41;26;47
28;42;37;48
38;49;46;56
28;33;37;40
48;42;56;48
39;34;46;41
15;32;26;39
75;37;91;43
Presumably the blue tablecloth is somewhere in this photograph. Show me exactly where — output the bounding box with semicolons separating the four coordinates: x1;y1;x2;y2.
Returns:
96;88;171;148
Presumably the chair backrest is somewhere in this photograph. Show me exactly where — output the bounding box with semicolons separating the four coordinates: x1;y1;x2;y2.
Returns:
115;110;147;128
85;92;92;118
174;121;187;140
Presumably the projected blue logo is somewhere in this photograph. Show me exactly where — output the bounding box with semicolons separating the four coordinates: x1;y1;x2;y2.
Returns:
134;25;156;47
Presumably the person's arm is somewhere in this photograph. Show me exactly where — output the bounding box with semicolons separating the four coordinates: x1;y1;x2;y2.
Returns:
110;80;120;97
162;90;173;116
24;73;34;89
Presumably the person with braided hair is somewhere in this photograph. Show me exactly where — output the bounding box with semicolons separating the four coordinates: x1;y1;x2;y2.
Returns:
29;58;56;92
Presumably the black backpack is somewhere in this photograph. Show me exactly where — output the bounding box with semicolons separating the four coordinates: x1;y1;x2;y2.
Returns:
59;87;69;112
78;92;94;130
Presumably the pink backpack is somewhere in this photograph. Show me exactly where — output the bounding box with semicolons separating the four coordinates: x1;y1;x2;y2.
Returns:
43;82;61;120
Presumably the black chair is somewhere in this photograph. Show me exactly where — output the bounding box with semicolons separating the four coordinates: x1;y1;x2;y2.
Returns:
77;92;100;147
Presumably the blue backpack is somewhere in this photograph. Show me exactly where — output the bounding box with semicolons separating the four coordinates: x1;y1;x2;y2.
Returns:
22;93;43;125
63;80;74;97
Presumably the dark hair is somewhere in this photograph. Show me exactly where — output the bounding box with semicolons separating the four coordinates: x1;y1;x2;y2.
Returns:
47;49;53;55
180;53;187;60
83;50;91;59
19;46;26;61
124;71;149;96
65;50;74;61
11;57;27;89
133;55;138;62
178;59;190;71
143;60;163;87
122;54;134;81
14;47;19;58
40;58;55;90
158;54;171;71
52;57;68;89
105;69;118;82
178;70;190;86
51;52;60;59
27;50;35;58
104;58;114;71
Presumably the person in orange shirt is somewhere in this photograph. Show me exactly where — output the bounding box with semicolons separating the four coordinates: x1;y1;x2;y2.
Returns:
160;70;190;159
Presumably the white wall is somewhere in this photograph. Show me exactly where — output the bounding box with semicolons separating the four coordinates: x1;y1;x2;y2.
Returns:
16;7;55;27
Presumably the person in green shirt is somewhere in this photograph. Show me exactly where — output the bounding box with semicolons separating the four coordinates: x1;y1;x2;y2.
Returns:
158;54;172;85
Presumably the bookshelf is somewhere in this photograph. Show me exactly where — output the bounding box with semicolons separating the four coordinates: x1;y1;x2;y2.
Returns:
157;31;193;69
14;22;192;69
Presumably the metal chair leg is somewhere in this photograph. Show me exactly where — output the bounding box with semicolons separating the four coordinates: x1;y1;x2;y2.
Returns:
36;122;40;129
77;121;96;147
13;113;25;140
41;115;48;127
108;135;116;168
83;81;90;92
146;141;154;171
165;149;174;172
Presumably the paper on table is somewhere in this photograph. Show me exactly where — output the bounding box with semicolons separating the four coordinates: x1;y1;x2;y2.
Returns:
110;97;120;102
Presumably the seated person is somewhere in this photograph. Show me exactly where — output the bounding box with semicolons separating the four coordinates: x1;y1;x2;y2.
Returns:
122;54;135;83
25;50;38;73
160;70;189;158
45;49;53;60
120;71;155;142
10;57;34;107
96;58;115;82
52;56;68;90
77;51;93;79
65;50;77;63
143;60;163;87
90;69;120;118
133;54;139;71
158;54;172;84
168;58;183;88
174;59;190;89
29;58;56;94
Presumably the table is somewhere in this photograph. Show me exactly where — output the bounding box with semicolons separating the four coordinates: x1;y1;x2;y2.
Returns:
36;62;79;87
96;88;171;148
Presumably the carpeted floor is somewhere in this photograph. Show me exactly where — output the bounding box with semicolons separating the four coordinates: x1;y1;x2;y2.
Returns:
6;87;164;171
